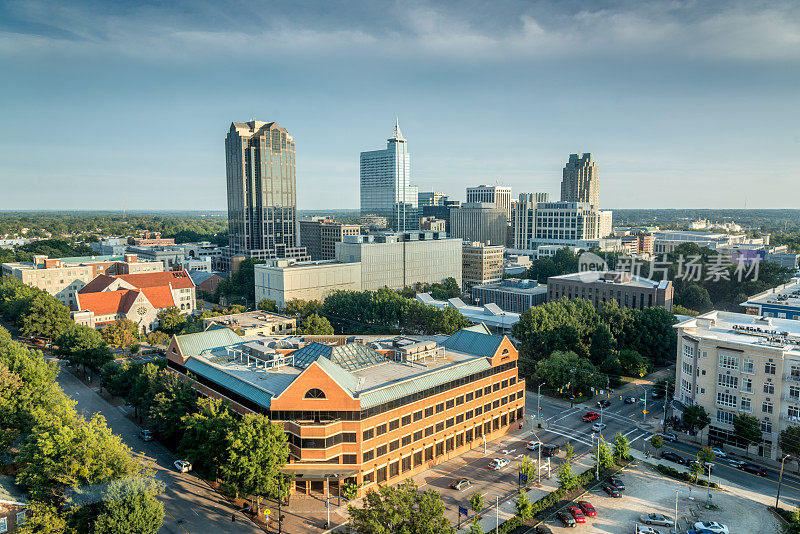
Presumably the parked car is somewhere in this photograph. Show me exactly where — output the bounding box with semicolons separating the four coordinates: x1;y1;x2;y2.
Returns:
601;483;621;497
635;526;662;534
608;477;625;490
639;513;674;527
582;411;600;422
726;459;746;468
710;447;726;458
567;505;585;523
449;478;471;491
174;460;192;473
596;399;611;408
557;510;576;527
654;432;677;442
139;429;153;442
686;530;715;534
692;521;729;534
739;463;767;476
625;396;637;404
592;422;607;432
488;458;510;470
661;451;686;465
542;444;560;457
577;500;596;517
527;440;542;451
534;525;554;534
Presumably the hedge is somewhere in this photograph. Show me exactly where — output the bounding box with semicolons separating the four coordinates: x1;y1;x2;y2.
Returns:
654;464;719;488
776;508;800;534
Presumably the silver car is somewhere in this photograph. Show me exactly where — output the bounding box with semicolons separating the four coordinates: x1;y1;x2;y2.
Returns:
639;513;674;527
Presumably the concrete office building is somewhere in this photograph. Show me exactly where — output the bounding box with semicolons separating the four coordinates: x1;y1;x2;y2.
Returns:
512;193;550;249
421;200;460;234
360;120;419;232
450;203;508;246
419;217;446;232
768;253;800;271
673;311;800;460
299;218;361;261
462;243;504;290
202;310;296;337
471;279;548;314
547;271;673;312
224;120;308;267
254;259;362;308
335;232;462;291
561;153;599;208
166;324;525;497
467;185;512;220
741;279;800;320
651;231;754;255
418;192;446;207
533;201;612;245
1;254;162;310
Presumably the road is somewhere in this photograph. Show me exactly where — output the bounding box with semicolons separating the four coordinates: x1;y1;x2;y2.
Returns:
57;366;262;534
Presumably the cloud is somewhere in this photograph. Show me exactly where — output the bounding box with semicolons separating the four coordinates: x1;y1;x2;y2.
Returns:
0;0;798;63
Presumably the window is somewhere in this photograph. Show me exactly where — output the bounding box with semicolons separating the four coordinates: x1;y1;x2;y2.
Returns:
456;395;464;406
402;455;411;472
343;454;357;464
501;379;509;389
466;409;474;420
446;417;454;428
401;434;411;446
789;406;800;420
716;410;734;425
456;432;464;447
492;399;500;409
435;441;444;457
376;424;387;436
435;421;445;433
425;425;434;437
761;418;773;433
484;386;491;395
719;353;738;370
466;392;474;402
517;390;524;400
718;374;738;389
389;439;399;452
742;358;755;374
492;383;500;392
377;466;387;483
466;428;473;442
764;383;775;394
456;413;464;424
0;517;5;533
413;410;423;422
363;471;374;484
446;398;455;410
683;344;695;359
446;437;454;452
484;402;491;413
765;362;776;375
425;407;434;418
762;401;773;414
475;388;483;399
413;430;423;442
742;377;753;393
475;406;483;416
401;415;412;426
716;392;737;407
791;385;800;400
304;388;326;399
389;460;399;477
414;451;423;466
389;419;400;431
436;403;445;414
376;445;387;457
363;428;374;441
363;450;374;462
740;397;751;412
425;445;434;461
682;362;693;375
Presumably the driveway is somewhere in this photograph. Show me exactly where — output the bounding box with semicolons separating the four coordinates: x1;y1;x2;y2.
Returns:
57;366;262;534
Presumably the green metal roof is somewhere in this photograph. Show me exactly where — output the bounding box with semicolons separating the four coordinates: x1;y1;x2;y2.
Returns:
185;358;274;408
312;357;359;396
58;254;125;264
441;328;504;357
358;358;492;409
175;327;242;357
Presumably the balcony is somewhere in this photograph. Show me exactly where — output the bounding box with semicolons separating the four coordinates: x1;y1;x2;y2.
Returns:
781;413;800;424
784;374;800;383
783;393;800;404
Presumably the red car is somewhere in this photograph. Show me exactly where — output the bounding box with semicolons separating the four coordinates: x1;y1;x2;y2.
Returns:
581;411;600;422
577;500;596;517
567;505;586;523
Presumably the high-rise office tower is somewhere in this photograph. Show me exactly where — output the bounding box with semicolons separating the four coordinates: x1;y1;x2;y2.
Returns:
561;153;599;208
224;121;307;264
466;185;512;220
360;120;419;232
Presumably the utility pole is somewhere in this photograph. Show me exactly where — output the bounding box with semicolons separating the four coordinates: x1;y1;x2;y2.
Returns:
777;455;791;509
537;382;544;423
489;493;501;533
705;464;713;508
673;489;679;534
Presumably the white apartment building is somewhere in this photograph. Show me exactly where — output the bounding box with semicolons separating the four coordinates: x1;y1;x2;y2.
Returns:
675;311;800;460
511;195;612;250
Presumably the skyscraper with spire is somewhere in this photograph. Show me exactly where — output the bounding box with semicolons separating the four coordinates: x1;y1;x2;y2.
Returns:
360;119;419;231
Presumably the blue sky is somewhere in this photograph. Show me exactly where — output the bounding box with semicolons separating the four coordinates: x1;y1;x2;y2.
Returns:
1;0;798;210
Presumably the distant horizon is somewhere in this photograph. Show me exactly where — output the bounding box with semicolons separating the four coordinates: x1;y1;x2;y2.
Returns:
2;207;800;214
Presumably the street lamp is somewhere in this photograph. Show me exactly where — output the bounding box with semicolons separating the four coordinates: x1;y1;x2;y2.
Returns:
673;489;679;534
489;492;501;533
705;463;714;509
537;383;544;423
777;454;792;509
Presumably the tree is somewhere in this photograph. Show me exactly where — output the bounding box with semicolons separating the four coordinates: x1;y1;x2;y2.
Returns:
535;350;605;398
617;349;651;378
677;284;712;313
688;460;703;483
155;307;186;335
15;501;67;534
257;299;279;312
298;313;334;335
517;455;536;485
682;405;711;434
221;413;290;510
589;324;616;366
19;293;71;339
145;330;170;346
732;414;762;456
595;440;614;470
179;398;237;481
557;461;577;490
92;477;165;534
779;426;800;469
564;441;574;461
55;324;112;374
613;432;631;462
650;435;664;453
348;480;453;534
102;319;139;348
697;446;716;465
469;491;484;514
515;490;534;521
148;375;198;450
341;480;362;501
467;516;482;534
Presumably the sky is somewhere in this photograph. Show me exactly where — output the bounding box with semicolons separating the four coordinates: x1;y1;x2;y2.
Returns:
0;0;799;211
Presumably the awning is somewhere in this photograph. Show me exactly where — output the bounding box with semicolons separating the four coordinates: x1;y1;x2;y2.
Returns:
282;466;359;480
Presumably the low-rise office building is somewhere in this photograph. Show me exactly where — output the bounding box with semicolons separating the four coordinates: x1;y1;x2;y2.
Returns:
335;232;462;291
547;271;673;311
416;294;520;331
674;311;800;460
202;310;296;336
741;279;800;320
299;218;362;261
419;217;446;232
471;279;547;314
1;254;162;310
254;259;362;308
651;231;758;254
450;202;508;246
165;324;525;497
462;243;504;289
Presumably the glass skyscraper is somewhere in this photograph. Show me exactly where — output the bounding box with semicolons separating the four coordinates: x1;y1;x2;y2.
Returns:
360;120;419;231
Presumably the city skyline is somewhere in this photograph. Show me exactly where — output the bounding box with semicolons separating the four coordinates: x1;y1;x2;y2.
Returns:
1;0;799;210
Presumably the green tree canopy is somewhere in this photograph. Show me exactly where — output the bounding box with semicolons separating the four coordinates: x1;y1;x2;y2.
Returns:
732;414;762;454
535;350;605;398
91;477;165;534
298;313;334;335
155;307;186;335
557;461;577;490
613;432;631;461
179;398;237;480
347;480;453;534
257;298;279;312
682;404;711;433
20;293;71;339
56;324;112;373
101;319;139;348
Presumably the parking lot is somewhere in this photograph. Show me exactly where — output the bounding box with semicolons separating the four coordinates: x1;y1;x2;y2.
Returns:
538;461;780;534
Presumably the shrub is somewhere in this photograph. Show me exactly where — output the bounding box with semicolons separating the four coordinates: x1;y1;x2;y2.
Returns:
654;464;719;488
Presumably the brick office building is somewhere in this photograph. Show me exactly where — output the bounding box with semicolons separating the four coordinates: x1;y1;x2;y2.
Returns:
165;324;525;497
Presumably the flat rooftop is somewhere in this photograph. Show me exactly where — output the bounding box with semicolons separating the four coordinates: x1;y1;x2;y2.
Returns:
204;311;295;328
549;270;662;289
676;310;800;353
473;279;547;295
2;254;129;270
743;279;800;307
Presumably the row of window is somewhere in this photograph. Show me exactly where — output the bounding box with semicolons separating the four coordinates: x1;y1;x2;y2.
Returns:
718;353;774;375
286;431;357;449
717;392;774;414
716;410;773;433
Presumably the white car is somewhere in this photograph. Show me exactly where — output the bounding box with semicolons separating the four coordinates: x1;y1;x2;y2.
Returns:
636;526;662;534
526;440;542;451
174;460;192;473
710;447;726;458
592;422;607;432
693;521;729;534
639;513;674;527
488;458;509;470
